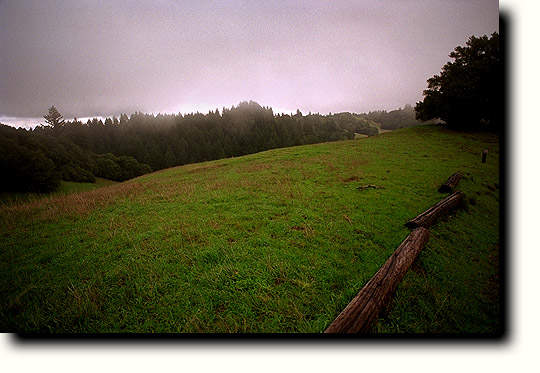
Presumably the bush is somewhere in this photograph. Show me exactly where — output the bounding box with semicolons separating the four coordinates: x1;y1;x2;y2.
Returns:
0;137;61;193
95;153;151;182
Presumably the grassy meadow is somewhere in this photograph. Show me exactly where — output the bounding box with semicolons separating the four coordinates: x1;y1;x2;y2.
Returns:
0;125;500;334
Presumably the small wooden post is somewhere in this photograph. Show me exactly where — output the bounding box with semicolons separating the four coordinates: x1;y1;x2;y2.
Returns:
482;149;488;163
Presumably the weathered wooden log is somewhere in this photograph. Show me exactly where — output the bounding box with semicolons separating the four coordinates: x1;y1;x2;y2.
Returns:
324;227;430;333
405;191;464;229
438;171;462;193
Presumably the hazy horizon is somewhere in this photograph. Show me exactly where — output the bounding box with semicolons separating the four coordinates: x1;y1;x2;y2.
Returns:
1;0;499;129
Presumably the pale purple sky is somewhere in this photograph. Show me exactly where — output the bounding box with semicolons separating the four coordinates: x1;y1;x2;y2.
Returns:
0;0;499;128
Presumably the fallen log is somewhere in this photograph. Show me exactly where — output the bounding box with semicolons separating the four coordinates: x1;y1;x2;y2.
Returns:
405;191;464;229
438;172;462;193
324;227;430;333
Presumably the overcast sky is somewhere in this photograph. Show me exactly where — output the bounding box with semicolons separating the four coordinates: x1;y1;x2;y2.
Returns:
0;0;498;128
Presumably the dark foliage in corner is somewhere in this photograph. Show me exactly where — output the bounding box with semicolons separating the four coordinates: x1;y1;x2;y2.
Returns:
415;33;501;131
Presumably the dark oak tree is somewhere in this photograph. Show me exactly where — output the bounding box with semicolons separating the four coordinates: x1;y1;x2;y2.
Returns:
415;32;501;131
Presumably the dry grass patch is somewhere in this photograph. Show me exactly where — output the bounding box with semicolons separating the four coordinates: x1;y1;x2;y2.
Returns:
0;182;143;228
185;163;227;174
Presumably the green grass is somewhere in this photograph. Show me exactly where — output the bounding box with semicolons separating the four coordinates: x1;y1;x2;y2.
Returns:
0;125;500;333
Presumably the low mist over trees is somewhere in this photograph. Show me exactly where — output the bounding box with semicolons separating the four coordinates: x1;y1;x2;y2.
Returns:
360;104;439;130
1;101;426;193
415;32;500;130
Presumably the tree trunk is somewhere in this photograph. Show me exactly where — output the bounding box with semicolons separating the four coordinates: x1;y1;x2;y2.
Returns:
438;171;462;193
324;227;430;333
405;191;464;229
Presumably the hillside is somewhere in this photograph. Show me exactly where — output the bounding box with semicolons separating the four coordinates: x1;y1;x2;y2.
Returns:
1;101;385;194
0;125;500;333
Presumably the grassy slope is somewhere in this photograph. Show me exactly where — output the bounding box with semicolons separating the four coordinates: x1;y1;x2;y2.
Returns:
0;125;500;333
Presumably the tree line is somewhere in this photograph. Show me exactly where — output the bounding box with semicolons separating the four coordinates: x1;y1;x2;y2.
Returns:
361;104;435;130
2;100;426;193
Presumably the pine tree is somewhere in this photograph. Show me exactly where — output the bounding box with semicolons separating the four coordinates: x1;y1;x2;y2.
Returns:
43;106;65;128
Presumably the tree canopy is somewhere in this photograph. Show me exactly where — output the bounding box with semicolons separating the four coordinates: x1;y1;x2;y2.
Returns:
415;32;501;131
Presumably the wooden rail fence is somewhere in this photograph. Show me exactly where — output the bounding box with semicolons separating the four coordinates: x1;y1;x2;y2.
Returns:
324;172;464;333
